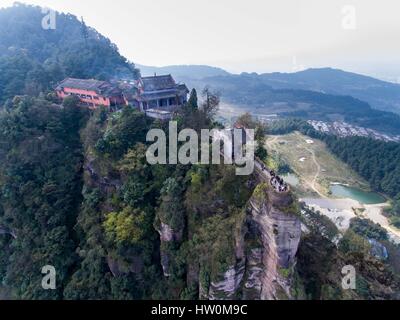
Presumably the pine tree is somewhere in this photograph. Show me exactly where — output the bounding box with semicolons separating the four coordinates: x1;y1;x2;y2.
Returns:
81;16;89;43
187;88;198;109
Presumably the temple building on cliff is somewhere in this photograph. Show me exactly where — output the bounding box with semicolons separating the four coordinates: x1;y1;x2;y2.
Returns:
55;78;125;110
136;74;189;111
55;74;189;119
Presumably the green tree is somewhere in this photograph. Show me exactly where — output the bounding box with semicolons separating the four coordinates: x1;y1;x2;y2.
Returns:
187;88;198;109
104;207;146;245
201;87;220;120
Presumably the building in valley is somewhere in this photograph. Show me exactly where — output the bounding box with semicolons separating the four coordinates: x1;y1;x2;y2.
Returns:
55;78;125;110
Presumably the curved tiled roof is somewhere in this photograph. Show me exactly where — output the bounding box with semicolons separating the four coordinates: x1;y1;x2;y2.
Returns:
140;74;176;91
56;78;107;91
55;78;122;97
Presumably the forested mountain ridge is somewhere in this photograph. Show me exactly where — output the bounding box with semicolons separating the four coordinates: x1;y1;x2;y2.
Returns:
0;4;399;301
0;3;138;105
153;65;400;115
257;68;400;114
3;4;400;135
0;96;87;299
144;65;400;135
137;64;230;79
1;96;398;300
183;73;400;135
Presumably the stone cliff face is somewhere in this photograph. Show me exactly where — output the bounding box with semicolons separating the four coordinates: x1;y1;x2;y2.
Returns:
245;183;301;299
158;222;183;243
208;262;246;300
83;153;148;280
156;221;183;277
201;182;302;300
199;217;247;300
84;155;122;194
84;147;301;298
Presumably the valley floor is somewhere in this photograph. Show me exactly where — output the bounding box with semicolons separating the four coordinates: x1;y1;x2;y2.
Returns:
265;132;400;243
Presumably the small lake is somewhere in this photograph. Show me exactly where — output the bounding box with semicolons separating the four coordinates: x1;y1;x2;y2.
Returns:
282;173;300;187
330;184;386;204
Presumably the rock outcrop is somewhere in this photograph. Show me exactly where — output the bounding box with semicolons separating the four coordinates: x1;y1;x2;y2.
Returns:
246;183;301;299
208;261;246;300
156;222;183;277
242;248;264;299
84;155;122;194
199;181;302;300
158;222;182;242
368;239;389;261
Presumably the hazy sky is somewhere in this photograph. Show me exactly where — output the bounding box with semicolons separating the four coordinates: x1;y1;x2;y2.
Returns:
2;0;400;80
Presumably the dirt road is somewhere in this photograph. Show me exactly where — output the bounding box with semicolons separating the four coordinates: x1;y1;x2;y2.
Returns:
302;144;322;194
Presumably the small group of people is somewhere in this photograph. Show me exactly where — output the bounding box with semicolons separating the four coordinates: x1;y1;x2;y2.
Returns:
260;164;289;193
270;175;288;193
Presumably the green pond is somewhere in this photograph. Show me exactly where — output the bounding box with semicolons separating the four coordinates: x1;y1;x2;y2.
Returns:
330;184;386;204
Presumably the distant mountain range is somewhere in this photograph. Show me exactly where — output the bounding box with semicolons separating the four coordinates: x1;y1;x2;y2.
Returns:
139;65;400;114
138;64;400;135
137;64;230;80
1;2;399;136
255;68;400;114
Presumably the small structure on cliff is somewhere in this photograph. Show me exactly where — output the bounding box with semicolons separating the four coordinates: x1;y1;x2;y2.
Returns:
136;74;189;114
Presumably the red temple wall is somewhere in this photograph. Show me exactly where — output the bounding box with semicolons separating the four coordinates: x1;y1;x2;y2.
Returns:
56;88;116;108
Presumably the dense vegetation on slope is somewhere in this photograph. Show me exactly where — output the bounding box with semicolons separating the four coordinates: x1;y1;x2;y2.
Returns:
0;4;255;300
298;230;400;299
324;137;400;197
0;4;138;105
0;96;397;300
0;87;255;299
63;107;161;300
0;96;87;299
0;3;398;301
298;207;400;299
